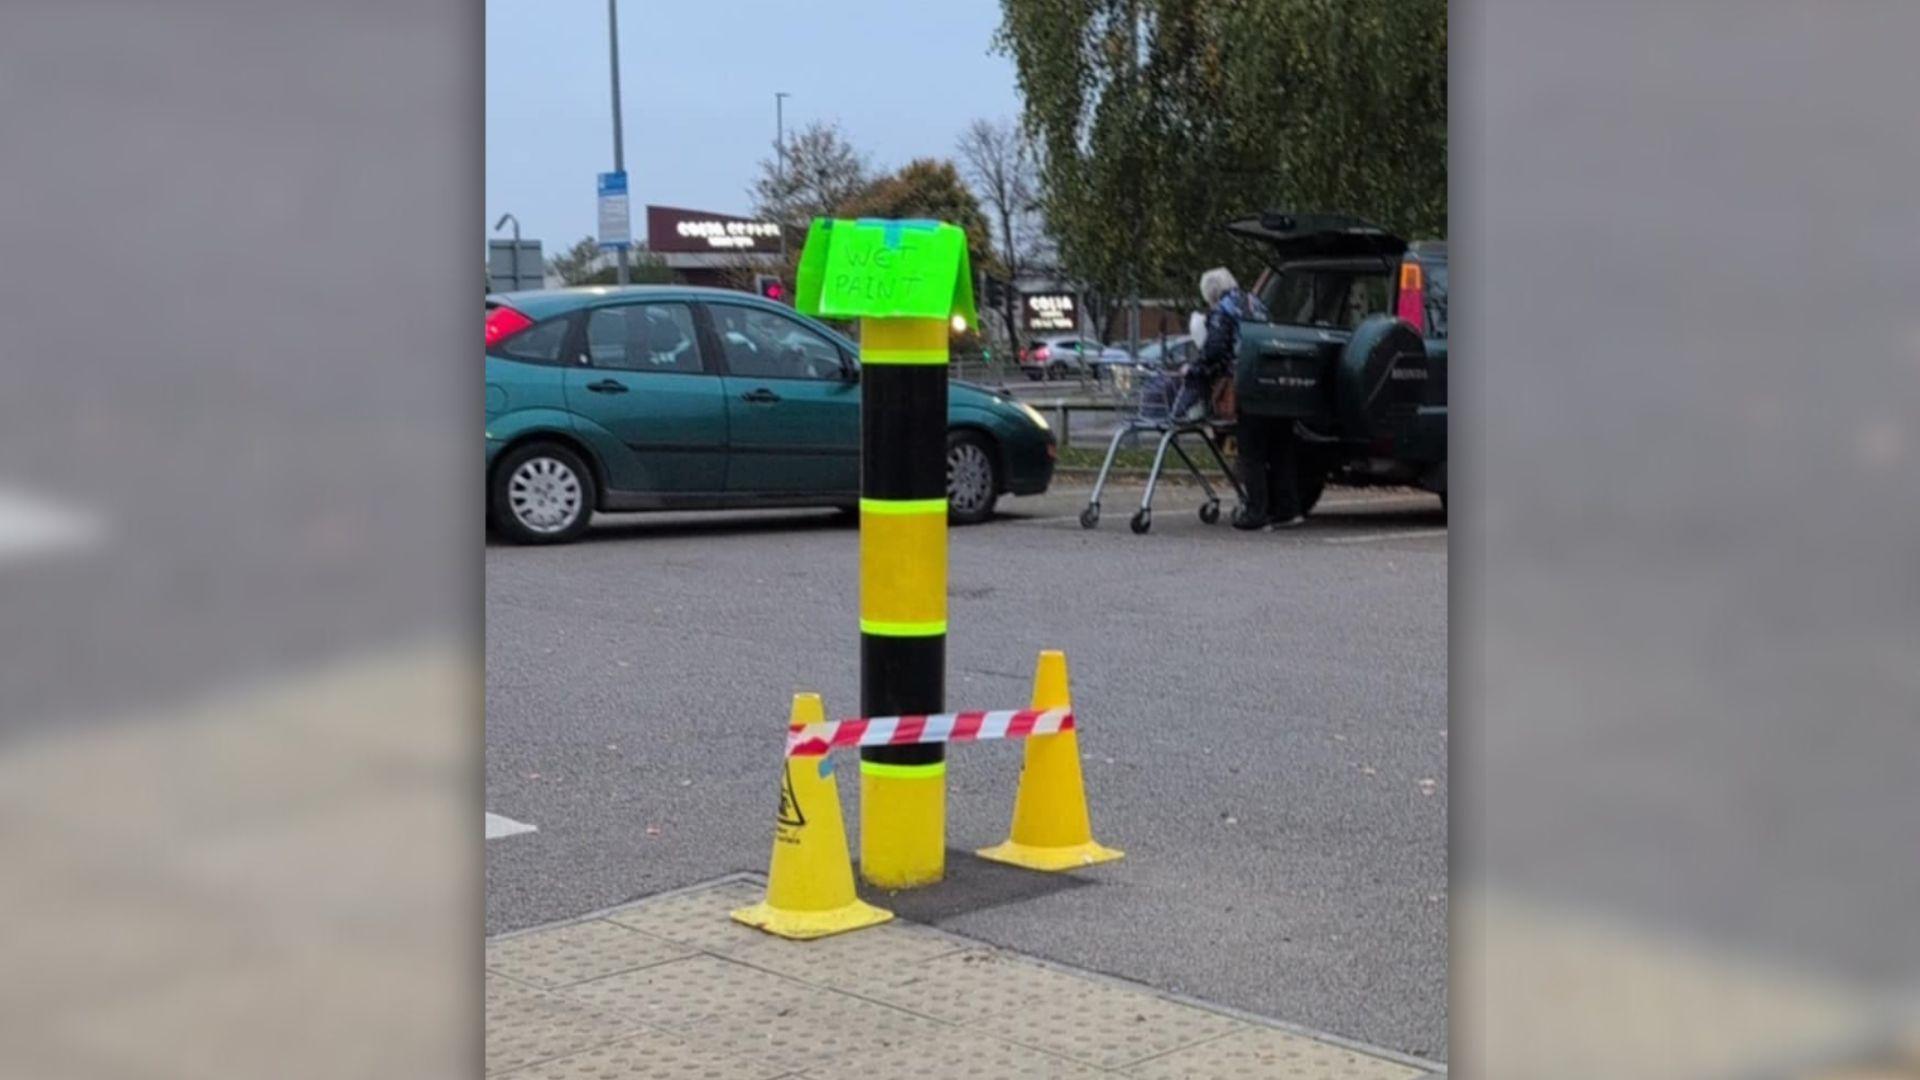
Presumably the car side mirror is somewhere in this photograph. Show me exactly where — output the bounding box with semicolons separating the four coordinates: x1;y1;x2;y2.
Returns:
840;352;860;381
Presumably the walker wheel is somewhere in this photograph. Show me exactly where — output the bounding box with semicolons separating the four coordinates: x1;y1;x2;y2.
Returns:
1199;501;1221;525
1129;509;1152;534
1079;504;1100;529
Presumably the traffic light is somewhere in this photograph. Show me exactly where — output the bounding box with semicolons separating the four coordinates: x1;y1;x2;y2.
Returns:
753;274;788;303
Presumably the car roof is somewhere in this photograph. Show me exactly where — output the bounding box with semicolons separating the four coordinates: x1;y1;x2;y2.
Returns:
484;285;858;350
486;284;794;318
1224;211;1409;261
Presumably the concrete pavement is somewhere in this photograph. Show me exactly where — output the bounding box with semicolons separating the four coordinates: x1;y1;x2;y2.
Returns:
486;876;1443;1078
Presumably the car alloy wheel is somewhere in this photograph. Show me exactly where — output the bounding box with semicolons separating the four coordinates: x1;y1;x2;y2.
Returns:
947;439;994;518
507;455;584;534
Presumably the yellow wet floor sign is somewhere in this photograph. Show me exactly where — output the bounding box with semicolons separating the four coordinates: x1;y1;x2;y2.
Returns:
732;692;892;940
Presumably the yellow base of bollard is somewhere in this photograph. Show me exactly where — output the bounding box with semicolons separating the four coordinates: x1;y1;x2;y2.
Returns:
859;760;947;889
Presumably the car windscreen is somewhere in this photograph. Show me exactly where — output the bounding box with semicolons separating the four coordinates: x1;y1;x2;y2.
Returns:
1259;266;1393;330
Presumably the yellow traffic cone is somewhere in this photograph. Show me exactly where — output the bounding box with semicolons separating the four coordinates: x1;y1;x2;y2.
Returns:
732;693;893;939
977;651;1124;871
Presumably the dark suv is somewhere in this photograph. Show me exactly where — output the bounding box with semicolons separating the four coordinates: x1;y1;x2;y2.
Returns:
1226;212;1448;512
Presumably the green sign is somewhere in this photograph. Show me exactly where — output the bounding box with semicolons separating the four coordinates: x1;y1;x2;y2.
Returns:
794;218;978;327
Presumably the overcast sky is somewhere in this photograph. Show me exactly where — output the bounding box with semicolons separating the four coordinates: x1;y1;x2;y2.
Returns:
485;0;1023;255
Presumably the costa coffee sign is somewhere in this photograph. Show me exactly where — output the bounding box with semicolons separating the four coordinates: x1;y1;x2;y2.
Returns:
1024;292;1077;332
646;205;783;254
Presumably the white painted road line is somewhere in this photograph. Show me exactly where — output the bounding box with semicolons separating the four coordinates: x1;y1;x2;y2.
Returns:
485;812;538;839
1322;528;1449;545
0;485;107;565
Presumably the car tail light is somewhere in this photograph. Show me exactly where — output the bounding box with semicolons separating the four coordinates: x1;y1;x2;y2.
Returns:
485;305;534;348
1395;261;1426;334
1034;346;1050;362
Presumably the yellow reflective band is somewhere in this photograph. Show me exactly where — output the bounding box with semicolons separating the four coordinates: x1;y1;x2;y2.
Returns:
859;760;947;779
861;506;947;626
860;316;948;366
861;347;948;365
859;618;947;637
858;497;948;516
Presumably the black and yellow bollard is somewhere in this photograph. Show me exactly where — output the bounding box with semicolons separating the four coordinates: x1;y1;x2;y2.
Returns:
857;316;950;888
793;217;976;890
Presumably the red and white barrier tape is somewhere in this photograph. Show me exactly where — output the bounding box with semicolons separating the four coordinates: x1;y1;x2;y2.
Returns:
786;708;1073;757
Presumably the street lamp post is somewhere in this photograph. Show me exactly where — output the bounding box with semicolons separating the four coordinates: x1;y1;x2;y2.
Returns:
775;91;790;261
606;0;629;285
493;212;520;290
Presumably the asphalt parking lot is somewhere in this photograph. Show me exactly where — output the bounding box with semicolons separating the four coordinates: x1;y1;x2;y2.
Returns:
485;482;1448;1060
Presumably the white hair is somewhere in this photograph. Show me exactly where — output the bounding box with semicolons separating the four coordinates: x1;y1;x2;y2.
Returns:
1199;267;1238;307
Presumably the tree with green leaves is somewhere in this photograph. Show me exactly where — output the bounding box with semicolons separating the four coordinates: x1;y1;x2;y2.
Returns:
997;0;1445;305
546;236;602;286
547;235;675;287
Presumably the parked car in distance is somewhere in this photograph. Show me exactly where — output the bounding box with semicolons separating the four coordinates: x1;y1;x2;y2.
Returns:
1017;335;1102;381
1133;334;1199;370
486;286;1057;543
1085;344;1136;381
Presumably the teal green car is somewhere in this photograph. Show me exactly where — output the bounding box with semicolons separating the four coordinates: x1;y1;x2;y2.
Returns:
485;286;1056;543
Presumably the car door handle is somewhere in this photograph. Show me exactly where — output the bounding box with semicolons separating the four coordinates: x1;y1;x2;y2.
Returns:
739;388;782;404
586;379;629;394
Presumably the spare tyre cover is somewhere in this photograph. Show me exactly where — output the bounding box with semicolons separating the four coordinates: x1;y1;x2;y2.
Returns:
1338;315;1429;441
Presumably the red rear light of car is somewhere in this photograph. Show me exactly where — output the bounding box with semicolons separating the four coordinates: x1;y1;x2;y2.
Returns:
1395;261;1426;334
485;305;534;348
1033;346;1050;362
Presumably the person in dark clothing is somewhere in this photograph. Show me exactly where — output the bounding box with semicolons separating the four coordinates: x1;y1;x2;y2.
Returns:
1231;405;1302;530
1181;267;1303;530
1174;268;1267;423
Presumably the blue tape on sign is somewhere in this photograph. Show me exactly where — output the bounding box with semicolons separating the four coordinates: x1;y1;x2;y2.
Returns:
818;754;835;779
862;217;938;251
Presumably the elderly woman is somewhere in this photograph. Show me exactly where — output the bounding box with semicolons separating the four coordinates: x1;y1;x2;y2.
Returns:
1175;268;1265;421
1179;267;1302;530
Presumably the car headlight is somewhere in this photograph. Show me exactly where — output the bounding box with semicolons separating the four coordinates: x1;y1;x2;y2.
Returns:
1016;401;1052;434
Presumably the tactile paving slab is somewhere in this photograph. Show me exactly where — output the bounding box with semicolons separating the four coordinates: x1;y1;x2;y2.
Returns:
485;974;646;1075
793;1026;1109;1079
854;947;1112;1025
727;918;968;990
559;954;809;1032
672;993;947;1074
486;919;695;989
1124;1026;1426;1080
603;881;770;954
492;1027;789;1080
488;877;1447;1079
966;979;1247;1070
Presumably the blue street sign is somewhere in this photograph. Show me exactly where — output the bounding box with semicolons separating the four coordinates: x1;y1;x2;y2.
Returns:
597;171;631;250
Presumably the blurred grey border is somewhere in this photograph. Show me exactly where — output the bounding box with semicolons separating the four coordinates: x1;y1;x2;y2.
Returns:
1457;0;1920;1076
0;1;479;1077
3;1;1917;1077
